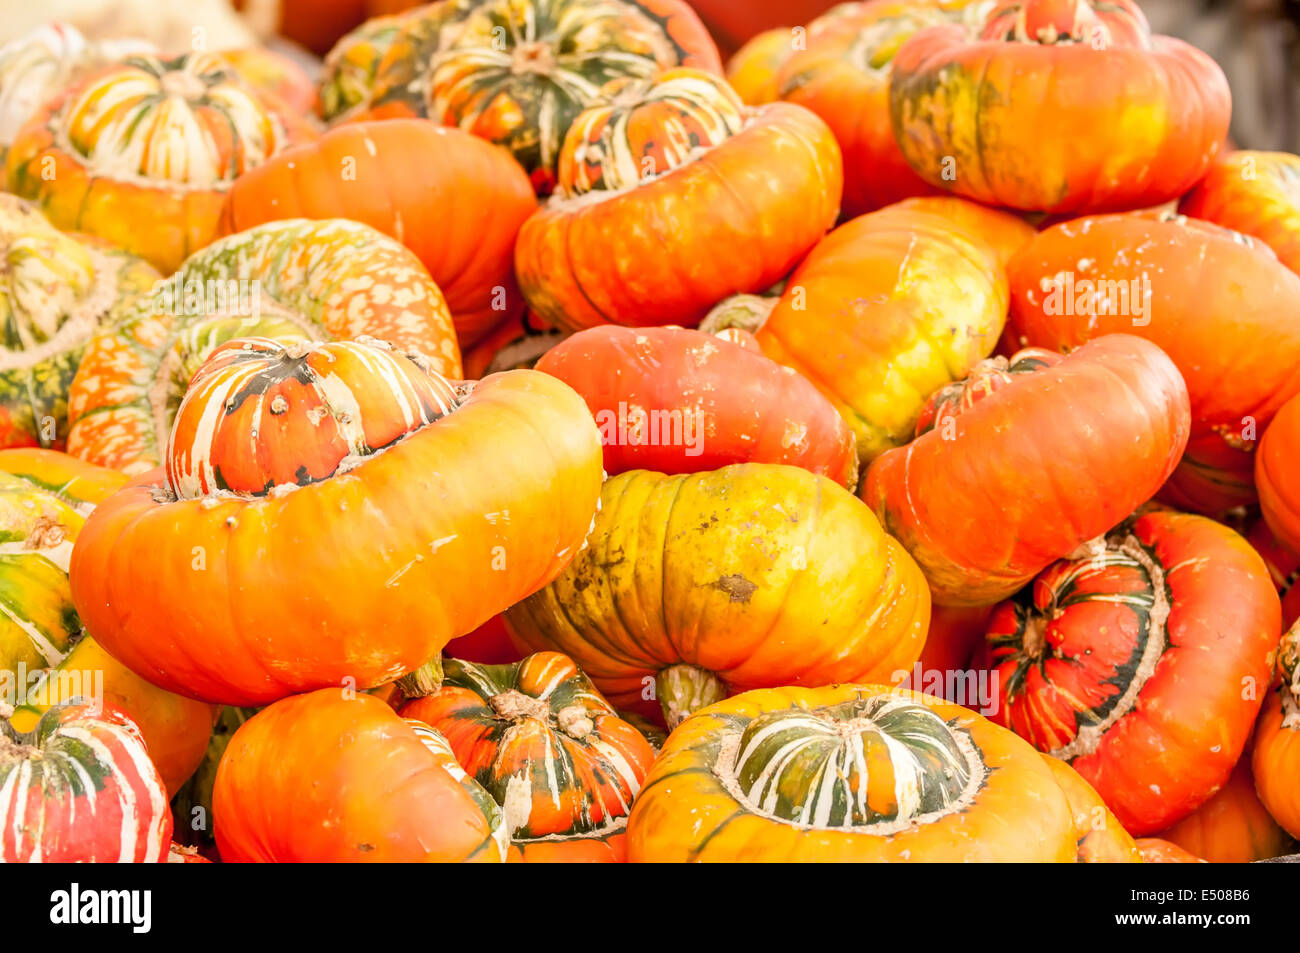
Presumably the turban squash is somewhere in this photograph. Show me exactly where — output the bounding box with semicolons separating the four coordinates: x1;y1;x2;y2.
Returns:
1180;151;1300;276
747;196;1034;466
214;689;508;862
979;509;1280;835
319;11;414;122
4;51;315;274
514;68;842;332
220;120;536;349
70;336;603;706
863;335;1189;606
0;194;158;450
0;448;214;795
506;464;930;728
65;217;461;475
536;325;858;487
362;0;722;192
1253;623;1300;840
400;652;656;862
0;703;172;863
627;684;1140;862
889;0;1231;214
1007;211;1300;515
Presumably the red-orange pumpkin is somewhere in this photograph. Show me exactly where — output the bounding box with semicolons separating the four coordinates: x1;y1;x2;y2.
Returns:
889;0;1231;214
1165;747;1295;862
400;652;656;862
1180;151;1300;276
979;509;1280;835
1007;211;1300;515
220;120;536;348
1258;392;1300;557
536;325;857;486
863;335;1190;606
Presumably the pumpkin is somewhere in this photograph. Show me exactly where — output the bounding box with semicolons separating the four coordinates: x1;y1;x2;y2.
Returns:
1180;151;1300;276
1136;839;1206;864
889;0;1231;214
71;338;603;706
863;335;1189;606
724;27;791;105
506;463;929;728
627;684;1139;862
0;702;172;862
775;1;984;217
751;197;1034;466
400;652;656;862
0;22;151;160
1007;211;1300;515
5;51;316;274
1162;745;1295;863
536;325;858;486
220;119;536;349
218;46;319;116
318;10;417;122
213;689;508;862
0;447;215;795
1258;393;1300;557
688;0;844;58
514;69;842;332
1253;623;1300;840
979;509;1280;835
0;194;159;450
65;217;461;475
363;0;722;193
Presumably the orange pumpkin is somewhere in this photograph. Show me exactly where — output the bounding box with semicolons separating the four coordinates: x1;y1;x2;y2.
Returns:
507;464;929;728
627;684;1139;861
65;218;462;475
5;52;315;273
1258;393;1300;557
724;27;792;105
863;336;1190;606
1253;623;1300;840
1007;211;1300;515
980;509;1280;835
1164;746;1295;862
213;689;508;862
515;69;842;332
220;120;536;349
1180;151;1300;276
751;197;1034;465
70;342;604;706
889;0;1231;214
1136;839;1206;864
400;652;656;862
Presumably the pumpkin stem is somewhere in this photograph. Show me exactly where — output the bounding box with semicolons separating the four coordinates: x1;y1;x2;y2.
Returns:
396;655;444;699
700;293;776;338
656;664;727;731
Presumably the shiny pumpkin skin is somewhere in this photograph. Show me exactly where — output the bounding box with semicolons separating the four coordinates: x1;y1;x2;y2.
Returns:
755;198;1033;466
0;703;172;863
863;335;1189;606
213;689;508;862
1253;623;1300;840
889;0;1231;214
0;448;215;795
1007;212;1300;515
515;81;842;332
627;684;1138;862
1258;393;1300;556
4;52;314;274
365;0;722;192
1180;151;1300;276
401;652;656;862
70;367;603;706
65;217;461;475
506;464;930;727
220;120;536;349
0;194;159;450
536;325;857;486
1159;748;1294;862
1136;838;1206;863
981;510;1280;836
775;1;977;217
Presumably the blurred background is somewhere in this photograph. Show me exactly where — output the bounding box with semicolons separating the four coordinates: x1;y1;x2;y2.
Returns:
2;0;1295;150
